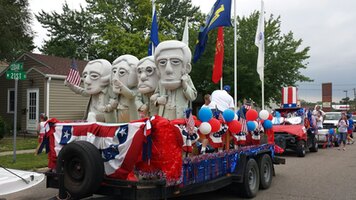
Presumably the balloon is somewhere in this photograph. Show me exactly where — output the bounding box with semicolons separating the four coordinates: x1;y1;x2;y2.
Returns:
198;107;213;122
329;128;334;135
267;113;273;120
228;120;242;133
222;109;235;122
259;110;269;120
209;118;221;133
234;113;238;120
246;109;258;121
247;121;256;131
263;120;273;129
199;122;212;135
253;121;258;129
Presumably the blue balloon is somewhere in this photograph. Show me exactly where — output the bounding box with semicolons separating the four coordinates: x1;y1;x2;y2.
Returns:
198;107;213;122
263;120;273;129
223;109;235;122
247;121;256;131
329;128;335;135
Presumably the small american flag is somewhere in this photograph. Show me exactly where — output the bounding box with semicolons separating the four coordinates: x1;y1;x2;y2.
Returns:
66;59;81;86
185;109;195;135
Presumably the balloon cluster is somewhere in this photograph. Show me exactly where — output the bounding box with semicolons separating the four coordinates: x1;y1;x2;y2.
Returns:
197;107;273;135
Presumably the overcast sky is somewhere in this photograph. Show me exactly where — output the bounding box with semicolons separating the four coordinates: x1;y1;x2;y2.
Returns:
29;0;356;103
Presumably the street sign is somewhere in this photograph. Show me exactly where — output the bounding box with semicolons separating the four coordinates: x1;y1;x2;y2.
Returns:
9;62;23;71
6;70;26;80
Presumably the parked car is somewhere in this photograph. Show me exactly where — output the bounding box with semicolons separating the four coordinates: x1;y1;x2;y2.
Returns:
352;114;356;132
316;112;341;147
272;107;318;157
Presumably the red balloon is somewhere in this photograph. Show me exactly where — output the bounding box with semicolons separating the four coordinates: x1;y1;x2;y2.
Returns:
268;113;273;120
246;109;258;121
228;120;242;134
209;118;221;132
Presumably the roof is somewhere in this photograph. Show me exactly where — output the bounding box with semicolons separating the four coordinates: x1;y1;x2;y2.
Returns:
24;53;88;76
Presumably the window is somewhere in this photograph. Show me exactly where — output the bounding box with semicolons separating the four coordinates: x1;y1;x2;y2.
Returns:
7;89;15;113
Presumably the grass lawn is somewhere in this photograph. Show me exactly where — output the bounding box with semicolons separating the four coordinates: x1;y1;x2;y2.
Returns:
0;153;48;171
0;136;38;152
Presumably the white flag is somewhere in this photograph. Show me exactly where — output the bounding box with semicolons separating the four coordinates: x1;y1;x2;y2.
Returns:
255;0;265;82
182;17;189;45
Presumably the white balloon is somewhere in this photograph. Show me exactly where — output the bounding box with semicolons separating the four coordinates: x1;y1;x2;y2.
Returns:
234;113;238;120
199;122;212;135
253;121;258;130
259;110;269;120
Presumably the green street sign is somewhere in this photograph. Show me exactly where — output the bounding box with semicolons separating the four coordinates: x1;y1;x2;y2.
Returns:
6;70;26;80
9;62;24;71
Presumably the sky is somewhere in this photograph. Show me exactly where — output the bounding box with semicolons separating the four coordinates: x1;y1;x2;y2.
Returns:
29;0;356;103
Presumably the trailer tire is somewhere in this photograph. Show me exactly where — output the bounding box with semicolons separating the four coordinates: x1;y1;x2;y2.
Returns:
240;158;260;198
56;141;104;197
296;140;306;157
258;154;273;189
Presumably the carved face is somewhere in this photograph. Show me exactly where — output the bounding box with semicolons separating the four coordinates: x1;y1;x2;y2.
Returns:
156;49;185;90
82;61;110;95
112;60;138;93
137;59;159;94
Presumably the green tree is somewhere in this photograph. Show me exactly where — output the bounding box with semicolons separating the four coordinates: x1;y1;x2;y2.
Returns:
0;0;34;62
36;0;203;61
191;12;312;107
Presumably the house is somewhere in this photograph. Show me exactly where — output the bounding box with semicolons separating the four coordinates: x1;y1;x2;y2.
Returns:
0;53;89;133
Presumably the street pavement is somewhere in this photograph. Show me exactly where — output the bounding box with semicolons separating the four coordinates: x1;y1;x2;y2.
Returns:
1;143;356;200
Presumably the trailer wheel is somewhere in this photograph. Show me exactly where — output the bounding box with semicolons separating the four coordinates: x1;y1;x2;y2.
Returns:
258;154;273;189
56;141;104;197
296;140;306;157
240;158;260;198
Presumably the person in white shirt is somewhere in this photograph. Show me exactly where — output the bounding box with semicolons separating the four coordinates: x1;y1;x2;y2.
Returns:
210;85;235;113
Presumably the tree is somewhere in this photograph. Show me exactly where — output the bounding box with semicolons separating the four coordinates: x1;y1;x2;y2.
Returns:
0;0;34;62
36;0;203;61
190;12;312;107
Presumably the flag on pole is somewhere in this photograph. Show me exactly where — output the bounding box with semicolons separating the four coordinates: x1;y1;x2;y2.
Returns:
193;0;232;62
65;59;81;86
255;0;265;82
182;17;189;45
148;10;159;56
212;27;224;83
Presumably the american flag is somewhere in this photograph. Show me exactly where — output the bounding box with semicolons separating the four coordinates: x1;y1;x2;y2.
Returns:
65;59;81;86
185;109;195;135
52;121;146;179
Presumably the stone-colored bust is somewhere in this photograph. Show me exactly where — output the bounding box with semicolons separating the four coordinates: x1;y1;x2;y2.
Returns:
65;59;117;122
152;40;197;120
136;56;159;117
112;55;142;122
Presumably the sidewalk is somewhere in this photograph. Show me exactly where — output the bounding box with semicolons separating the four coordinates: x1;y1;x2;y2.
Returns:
0;149;36;156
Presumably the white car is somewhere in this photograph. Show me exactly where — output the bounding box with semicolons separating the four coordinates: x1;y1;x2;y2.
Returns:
316;112;341;146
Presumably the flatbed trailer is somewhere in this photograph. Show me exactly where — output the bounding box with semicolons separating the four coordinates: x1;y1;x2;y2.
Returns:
46;143;285;200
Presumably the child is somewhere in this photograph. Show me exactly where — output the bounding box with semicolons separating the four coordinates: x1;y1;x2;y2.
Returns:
337;113;349;151
35;113;48;155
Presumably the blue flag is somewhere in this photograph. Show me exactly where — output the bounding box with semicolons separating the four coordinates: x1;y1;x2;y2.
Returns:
193;0;232;62
148;10;159;55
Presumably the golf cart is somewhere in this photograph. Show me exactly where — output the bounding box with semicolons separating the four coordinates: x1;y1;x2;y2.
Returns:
272;107;318;157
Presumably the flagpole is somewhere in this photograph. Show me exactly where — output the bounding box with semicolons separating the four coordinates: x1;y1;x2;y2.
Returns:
152;0;155;54
233;0;237;111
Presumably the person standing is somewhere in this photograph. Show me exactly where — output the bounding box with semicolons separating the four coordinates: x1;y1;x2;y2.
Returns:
210;85;235;114
347;113;354;144
337;113;349;150
35;113;48;155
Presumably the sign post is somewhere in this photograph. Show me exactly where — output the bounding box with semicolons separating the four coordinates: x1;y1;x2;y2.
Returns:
6;62;26;163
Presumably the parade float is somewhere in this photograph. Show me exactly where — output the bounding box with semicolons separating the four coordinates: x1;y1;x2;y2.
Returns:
43;40;285;200
272;87;318;157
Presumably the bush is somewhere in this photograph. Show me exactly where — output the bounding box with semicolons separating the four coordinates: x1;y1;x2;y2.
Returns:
0;116;10;140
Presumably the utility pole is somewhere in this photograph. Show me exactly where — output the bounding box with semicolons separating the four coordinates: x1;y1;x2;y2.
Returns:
353;88;356;111
343;90;348;111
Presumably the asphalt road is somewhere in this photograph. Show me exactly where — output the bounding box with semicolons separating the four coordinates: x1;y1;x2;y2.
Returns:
2;143;356;200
